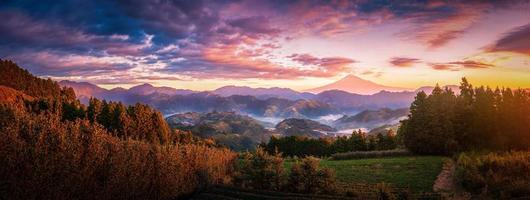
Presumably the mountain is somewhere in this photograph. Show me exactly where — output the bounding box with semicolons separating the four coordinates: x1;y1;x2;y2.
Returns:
306;74;409;95
333;108;409;130
60;79;456;120
156;94;337;119
59;80;110;103
315;90;416;112
212;85;314;100
129;83;195;96
59;80;195;104
275;118;337;138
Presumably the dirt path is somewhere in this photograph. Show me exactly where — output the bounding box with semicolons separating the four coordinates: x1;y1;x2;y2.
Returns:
433;159;471;200
433;159;456;193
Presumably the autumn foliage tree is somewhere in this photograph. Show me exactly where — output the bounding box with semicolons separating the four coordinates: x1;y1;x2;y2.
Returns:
0;60;237;199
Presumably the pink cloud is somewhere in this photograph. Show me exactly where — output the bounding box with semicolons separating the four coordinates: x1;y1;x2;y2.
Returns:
399;3;489;49
430;60;493;71
485;23;530;55
448;60;493;69
389;57;421;67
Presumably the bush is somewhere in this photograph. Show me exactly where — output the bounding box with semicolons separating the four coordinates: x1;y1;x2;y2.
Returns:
287;156;336;194
457;151;530;198
0;105;237;200
330;149;412;160
235;148;286;191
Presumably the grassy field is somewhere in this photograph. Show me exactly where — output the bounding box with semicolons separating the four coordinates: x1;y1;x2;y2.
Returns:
285;156;445;192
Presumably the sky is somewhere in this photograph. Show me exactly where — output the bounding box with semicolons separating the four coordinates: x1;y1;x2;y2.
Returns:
1;0;529;91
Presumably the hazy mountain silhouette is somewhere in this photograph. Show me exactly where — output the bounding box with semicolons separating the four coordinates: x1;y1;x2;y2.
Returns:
212;85;314;100
306;74;410;94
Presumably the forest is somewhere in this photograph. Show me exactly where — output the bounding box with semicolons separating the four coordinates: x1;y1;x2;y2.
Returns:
0;60;236;199
399;78;530;154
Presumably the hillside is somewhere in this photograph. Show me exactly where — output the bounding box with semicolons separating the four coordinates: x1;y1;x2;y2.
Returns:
0;60;64;99
166;111;272;150
0;60;236;199
0;85;34;108
333;108;409;130
275;118;336;138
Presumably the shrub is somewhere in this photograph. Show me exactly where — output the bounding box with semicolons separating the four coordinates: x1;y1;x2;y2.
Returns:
0;105;237;200
287;156;336;194
330;149;412;160
235;148;286;191
457;151;530;198
374;183;397;200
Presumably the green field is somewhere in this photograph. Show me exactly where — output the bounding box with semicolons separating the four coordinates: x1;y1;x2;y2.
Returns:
285;156;445;192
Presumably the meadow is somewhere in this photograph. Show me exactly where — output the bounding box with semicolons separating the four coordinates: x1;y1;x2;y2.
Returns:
285;156;445;192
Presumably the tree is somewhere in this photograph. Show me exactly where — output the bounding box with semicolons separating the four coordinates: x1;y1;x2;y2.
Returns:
287;156;336;194
236;148;286;191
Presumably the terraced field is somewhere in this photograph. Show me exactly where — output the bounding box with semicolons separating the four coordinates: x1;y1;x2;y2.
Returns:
192;156;445;199
286;156;445;192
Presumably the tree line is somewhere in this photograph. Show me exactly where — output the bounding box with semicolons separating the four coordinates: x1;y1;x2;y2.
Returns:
261;130;398;157
399;78;530;155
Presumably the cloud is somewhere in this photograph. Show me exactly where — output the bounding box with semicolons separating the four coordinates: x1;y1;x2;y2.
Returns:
289;53;356;67
0;11;152;59
227;16;281;36
447;61;493;69
389;57;421;67
430;64;459;71
361;70;384;77
397;3;489;49
2;51;135;76
430;60;493;71
486;23;530;55
0;0;523;84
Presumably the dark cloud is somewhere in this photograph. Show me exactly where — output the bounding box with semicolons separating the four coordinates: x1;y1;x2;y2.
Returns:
389;57;421;67
486;23;530;55
0;0;522;82
228;16;281;36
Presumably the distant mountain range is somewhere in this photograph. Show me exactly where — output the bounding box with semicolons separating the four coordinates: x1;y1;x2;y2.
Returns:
212;85;314;100
59;75;459;120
